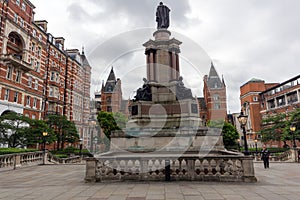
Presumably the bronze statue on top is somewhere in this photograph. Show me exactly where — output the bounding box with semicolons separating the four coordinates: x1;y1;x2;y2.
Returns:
156;2;170;29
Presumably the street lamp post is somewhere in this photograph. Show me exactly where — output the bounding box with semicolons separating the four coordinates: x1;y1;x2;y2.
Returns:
79;138;83;157
290;124;297;148
42;131;48;165
237;139;241;151
254;139;258;155
237;111;249;155
94;137;98;154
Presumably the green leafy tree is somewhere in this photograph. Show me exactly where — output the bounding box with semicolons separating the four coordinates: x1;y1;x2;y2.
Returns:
46;115;79;150
288;108;300;142
0;112;31;148
260;113;288;143
25;119;56;147
97;111;127;140
207;119;224;128
222;122;239;148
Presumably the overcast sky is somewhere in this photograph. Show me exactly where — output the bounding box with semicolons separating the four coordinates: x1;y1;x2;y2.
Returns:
31;0;300;113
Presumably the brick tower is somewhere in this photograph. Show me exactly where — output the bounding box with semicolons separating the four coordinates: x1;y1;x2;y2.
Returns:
203;62;227;122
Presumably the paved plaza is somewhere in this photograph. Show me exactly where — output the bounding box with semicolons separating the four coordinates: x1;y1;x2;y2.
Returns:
0;162;299;200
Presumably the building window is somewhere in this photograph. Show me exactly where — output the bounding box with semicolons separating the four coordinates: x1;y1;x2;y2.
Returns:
20;18;24;27
38;34;42;42
37;47;41;56
41;101;45;111
48;34;53;43
34;79;38;90
32;114;36;119
107;106;112;112
276;96;285;107
14;13;18;23
35;61;40;72
15;70;21;83
31;42;35;52
21;2;26;11
32;29;36;37
253;96;258;102
106;97;112;103
7;66;13;79
267;99;275;109
28;76;32;87
33;98;37;108
55;73;59;82
107;85;113;92
214;83;218;88
16;0;20;6
50;72;55;81
214;103;221;110
4;89;9;101
26;96;30;106
14;92;18;102
213;94;219;101
43;86;46;95
287;92;298;104
49;87;53;96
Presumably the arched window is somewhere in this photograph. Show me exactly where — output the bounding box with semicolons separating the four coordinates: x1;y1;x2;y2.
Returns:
106;97;111;103
213;94;220;101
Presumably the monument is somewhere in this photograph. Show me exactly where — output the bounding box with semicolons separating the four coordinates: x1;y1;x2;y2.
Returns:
85;2;256;182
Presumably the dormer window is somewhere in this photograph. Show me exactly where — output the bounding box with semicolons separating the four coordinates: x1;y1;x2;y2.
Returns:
107;85;113;92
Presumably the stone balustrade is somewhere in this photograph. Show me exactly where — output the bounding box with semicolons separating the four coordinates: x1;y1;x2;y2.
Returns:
48;153;82;164
85;154;256;182
0;151;44;171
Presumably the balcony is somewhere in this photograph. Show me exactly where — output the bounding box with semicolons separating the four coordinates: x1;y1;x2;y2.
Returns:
0;54;33;71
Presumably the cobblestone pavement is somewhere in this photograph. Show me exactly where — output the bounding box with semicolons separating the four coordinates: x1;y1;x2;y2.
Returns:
0;162;299;200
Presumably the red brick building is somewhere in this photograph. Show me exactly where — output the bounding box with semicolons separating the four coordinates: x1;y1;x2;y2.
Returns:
94;67;129;117
0;0;91;146
240;75;300;147
202;62;227;123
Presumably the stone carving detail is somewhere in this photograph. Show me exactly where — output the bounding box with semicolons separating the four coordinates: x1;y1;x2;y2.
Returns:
134;78;152;101
176;76;193;100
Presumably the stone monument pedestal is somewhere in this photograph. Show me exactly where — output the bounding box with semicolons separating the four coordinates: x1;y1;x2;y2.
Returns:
85;2;256;183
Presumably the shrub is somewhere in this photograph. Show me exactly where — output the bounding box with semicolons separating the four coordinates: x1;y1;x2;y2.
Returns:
0;148;38;155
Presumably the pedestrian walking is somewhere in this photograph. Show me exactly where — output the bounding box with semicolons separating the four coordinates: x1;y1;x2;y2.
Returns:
261;144;270;168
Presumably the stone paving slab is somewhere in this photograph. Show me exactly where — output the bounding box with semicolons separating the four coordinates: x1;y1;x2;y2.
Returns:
0;162;300;200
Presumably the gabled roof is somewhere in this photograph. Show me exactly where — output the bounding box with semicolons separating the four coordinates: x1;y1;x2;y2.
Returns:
206;62;224;89
103;67;117;93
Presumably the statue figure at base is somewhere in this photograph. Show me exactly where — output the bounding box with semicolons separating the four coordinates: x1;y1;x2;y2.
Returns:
176;76;193;100
134;78;152;101
156;2;170;29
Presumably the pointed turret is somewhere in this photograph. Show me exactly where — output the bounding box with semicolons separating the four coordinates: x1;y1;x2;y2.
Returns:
104;67;117;93
207;62;224;89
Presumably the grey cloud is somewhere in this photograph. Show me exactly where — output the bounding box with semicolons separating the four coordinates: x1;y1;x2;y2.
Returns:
67;0;198;29
67;3;90;22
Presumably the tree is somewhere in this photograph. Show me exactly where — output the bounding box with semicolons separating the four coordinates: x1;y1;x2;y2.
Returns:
222;122;239;149
259;109;300;146
0;112;31;148
24;119;56;148
207;119;224;128
260;113;288;143
97;111;127;140
288;108;300;143
45;115;79;150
